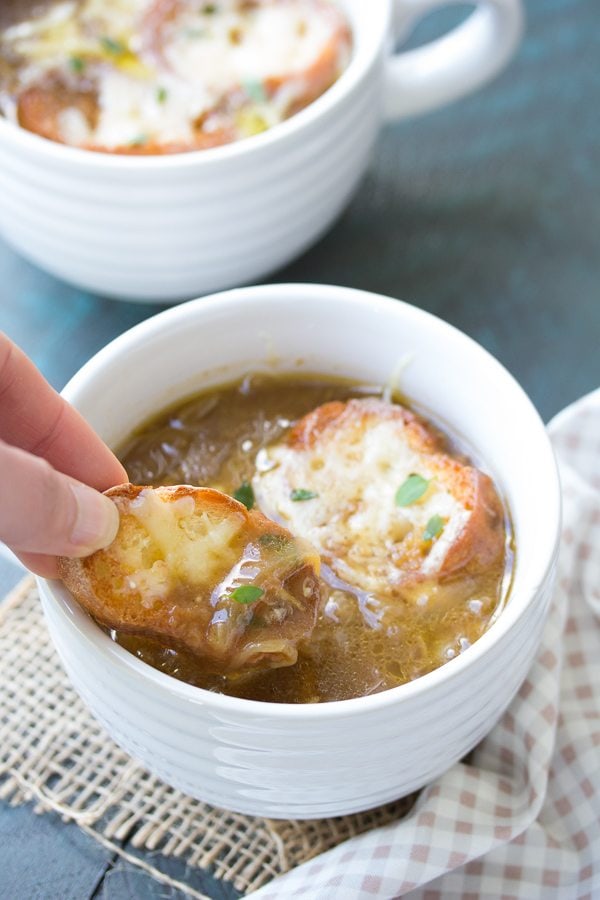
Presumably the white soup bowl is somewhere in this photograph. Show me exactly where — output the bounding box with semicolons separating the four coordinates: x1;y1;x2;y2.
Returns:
38;283;560;818
0;0;523;301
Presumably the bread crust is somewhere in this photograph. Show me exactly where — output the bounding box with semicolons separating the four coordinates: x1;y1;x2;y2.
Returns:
58;484;321;672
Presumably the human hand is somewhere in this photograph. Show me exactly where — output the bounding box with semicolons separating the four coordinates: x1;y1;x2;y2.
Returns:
0;333;127;577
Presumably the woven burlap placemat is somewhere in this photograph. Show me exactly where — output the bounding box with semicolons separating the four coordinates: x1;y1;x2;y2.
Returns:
0;577;416;898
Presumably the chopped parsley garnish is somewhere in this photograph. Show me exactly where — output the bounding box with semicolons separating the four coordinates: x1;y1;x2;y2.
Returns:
423;514;445;542
258;533;290;550
69;56;85;73
156;86;168;104
231;585;264;605
243;79;267;104
184;27;207;39
290;489;318;502
129;134;148;147
233;482;255;510
202;3;217;13
100;36;127;56
395;474;429;507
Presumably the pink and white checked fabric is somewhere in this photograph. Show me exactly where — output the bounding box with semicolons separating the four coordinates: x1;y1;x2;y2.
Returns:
251;389;600;900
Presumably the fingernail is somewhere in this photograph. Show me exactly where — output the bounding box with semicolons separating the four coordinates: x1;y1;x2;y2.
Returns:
70;484;120;553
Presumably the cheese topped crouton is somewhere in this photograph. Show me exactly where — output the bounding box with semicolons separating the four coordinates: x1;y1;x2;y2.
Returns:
253;398;505;599
58;484;321;673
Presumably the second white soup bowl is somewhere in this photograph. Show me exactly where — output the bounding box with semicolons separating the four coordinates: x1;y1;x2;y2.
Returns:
38;284;560;818
0;0;523;301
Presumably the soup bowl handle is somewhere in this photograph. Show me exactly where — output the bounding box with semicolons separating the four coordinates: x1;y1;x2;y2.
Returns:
384;0;524;119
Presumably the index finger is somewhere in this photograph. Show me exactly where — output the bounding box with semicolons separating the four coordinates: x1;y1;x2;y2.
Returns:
0;333;128;489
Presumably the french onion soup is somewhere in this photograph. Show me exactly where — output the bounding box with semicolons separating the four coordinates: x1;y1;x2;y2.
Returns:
0;0;351;154
60;375;513;704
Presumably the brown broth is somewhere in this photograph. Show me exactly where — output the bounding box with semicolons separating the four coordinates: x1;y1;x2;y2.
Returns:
115;374;513;703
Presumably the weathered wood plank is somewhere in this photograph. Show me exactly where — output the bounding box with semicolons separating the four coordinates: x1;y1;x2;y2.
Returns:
0;803;114;900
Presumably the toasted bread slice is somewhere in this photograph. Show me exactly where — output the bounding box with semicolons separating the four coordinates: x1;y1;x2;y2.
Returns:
253;398;505;599
58;485;321;672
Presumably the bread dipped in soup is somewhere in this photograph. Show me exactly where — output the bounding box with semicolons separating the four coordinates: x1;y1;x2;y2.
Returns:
59;484;321;673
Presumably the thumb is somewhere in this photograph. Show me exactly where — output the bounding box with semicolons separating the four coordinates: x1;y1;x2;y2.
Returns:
0;439;120;563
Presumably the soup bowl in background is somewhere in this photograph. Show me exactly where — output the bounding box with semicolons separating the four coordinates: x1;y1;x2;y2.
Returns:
0;0;523;302
37;283;560;819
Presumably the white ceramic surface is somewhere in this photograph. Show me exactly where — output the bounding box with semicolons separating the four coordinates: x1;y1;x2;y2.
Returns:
0;0;523;302
38;283;560;818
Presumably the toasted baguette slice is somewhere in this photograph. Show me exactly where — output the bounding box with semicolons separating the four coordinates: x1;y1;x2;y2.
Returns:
58;485;321;673
253;398;505;599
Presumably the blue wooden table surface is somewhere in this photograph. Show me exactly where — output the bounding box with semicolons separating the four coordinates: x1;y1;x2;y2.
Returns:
1;0;599;896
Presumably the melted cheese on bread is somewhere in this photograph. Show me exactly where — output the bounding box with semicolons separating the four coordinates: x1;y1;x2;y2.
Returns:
2;0;351;151
253;398;505;599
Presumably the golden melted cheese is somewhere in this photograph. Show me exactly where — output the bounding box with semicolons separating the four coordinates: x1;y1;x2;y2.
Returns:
126;488;243;592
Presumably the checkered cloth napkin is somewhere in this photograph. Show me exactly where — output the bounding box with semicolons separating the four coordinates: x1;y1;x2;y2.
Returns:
251;389;600;899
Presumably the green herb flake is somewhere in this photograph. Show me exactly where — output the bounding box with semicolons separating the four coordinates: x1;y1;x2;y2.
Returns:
202;3;217;13
231;585;264;605
100;36;127;56
156;86;168;104
258;533;290;550
233;481;255;510
69;56;85;73
395;473;429;507
184;27;207;39
129;134;148;147
423;514;445;542
290;489;318;502
243;79;266;104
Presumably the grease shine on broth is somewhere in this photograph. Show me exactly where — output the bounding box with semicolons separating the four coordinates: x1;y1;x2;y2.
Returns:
116;375;513;704
0;0;351;153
